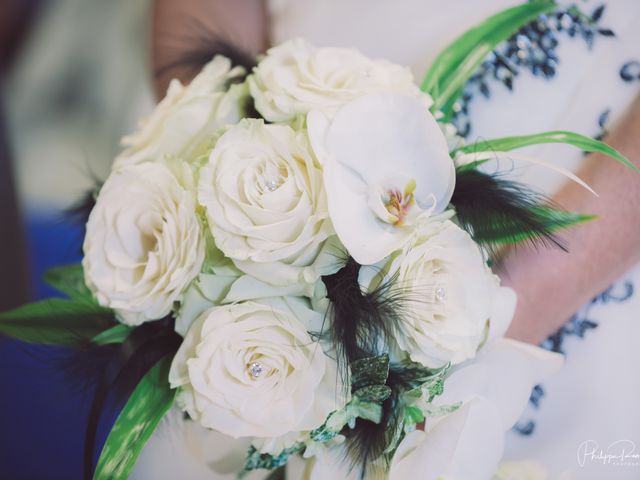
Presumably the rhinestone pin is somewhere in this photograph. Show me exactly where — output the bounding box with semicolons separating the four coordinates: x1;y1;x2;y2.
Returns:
265;180;278;192
425;285;447;304
248;362;265;378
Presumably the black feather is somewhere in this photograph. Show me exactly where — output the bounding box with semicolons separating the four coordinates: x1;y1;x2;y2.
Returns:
82;318;181;480
64;185;99;227
450;168;567;257
322;257;406;378
155;35;257;88
13;319;180;480
322;258;434;477
343;362;440;478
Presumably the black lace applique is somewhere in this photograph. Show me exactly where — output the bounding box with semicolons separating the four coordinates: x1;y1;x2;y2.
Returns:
593;108;611;141
453;1;636;437
513;280;635;436
620;60;640;82
452;4;614;137
590;60;639;141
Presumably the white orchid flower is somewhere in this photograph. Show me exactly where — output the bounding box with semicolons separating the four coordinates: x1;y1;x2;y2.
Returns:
307;93;456;265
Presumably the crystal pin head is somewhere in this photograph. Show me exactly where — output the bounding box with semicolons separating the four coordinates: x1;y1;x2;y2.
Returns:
435;287;446;302
248;362;265;378
265;180;278;192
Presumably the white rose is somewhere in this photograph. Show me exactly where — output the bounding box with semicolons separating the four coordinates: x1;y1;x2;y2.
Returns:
169;297;342;439
173;253;240;337
114;56;245;169
359;219;516;368
249;38;429;123
83;161;204;325
175;259;329;337
198;119;338;287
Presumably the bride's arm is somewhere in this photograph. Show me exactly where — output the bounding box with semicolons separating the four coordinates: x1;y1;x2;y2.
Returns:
499;93;640;344
152;0;268;98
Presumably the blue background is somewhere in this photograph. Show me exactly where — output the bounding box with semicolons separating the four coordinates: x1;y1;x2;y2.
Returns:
0;214;116;480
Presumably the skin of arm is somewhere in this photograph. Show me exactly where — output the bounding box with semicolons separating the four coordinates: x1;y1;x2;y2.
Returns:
152;0;268;99
499;93;640;344
151;0;640;346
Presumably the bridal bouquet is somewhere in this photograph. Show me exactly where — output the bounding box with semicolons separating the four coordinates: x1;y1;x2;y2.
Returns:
1;2;635;479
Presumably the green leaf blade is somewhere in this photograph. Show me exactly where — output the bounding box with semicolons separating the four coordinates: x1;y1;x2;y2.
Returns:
92;323;133;345
43;264;95;303
93;355;176;480
0;299;114;346
421;1;557;116
454;130;638;172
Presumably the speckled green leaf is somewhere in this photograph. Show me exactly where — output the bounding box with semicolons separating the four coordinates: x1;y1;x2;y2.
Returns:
422;402;463;418
244;444;304;471
93;355;175;480
419;363;451;401
353;384;392;404
348;399;384;424
404;406;425;425
310;422;339;443
350;354;389;392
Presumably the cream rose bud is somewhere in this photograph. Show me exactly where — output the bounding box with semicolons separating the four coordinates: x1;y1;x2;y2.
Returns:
169;298;341;439
83;161;205;325
248;38;429;123
359;219;516;368
198;119;337;287
113;56;245;169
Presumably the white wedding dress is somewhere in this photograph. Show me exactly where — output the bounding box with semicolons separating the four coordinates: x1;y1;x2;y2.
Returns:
134;1;640;479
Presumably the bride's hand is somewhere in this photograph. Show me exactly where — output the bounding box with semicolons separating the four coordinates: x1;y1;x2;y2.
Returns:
498;93;640;344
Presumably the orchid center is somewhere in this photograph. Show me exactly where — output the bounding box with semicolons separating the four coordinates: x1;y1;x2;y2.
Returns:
368;177;420;227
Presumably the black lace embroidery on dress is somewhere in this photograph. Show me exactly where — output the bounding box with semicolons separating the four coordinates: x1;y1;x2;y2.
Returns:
593;58;640;141
513;280;635;435
620;60;640;83
593;108;611;141
455;2;638;437
452;3;614;137
509;51;640;435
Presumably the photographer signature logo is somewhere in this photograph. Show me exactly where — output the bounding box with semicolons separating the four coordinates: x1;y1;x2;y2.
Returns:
577;440;640;468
